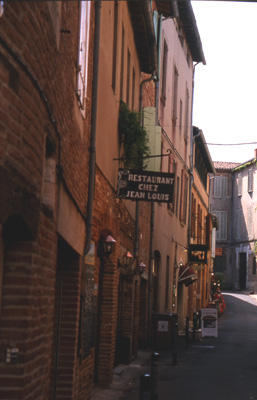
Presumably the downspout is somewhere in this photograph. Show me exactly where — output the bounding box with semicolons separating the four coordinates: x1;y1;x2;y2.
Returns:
83;0;102;258
188;61;200;248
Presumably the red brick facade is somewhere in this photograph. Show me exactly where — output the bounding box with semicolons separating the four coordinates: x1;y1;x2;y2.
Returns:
0;1;153;398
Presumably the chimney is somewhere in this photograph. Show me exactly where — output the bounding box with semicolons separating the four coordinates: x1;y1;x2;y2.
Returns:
255;149;257;159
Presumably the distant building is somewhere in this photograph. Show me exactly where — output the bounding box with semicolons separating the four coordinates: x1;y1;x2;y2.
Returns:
210;151;257;292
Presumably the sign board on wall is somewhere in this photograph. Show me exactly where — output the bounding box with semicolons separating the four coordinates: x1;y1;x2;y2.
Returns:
117;168;174;203
201;308;218;338
188;244;208;264
215;247;223;256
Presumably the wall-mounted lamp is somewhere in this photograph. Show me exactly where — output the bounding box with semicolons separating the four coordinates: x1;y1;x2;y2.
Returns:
102;235;116;256
136;262;146;275
118;251;133;269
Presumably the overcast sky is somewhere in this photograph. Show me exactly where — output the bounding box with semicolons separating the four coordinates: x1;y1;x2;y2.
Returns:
192;0;257;164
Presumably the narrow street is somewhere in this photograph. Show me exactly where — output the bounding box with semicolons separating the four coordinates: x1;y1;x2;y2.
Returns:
119;294;257;400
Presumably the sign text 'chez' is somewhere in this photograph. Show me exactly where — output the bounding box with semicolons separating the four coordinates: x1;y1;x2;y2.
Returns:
117;169;174;203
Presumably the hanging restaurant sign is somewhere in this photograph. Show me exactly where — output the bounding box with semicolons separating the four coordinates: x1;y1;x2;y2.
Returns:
117;168;174;203
188;244;208;264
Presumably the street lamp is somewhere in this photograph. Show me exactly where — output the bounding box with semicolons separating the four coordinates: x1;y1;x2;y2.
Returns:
118;251;133;269
102;235;116;256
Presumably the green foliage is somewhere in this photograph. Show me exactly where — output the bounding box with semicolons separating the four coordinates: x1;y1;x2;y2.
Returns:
118;101;150;170
233;159;257;172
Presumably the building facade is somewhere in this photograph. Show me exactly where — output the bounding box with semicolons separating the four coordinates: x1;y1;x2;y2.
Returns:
0;1;210;398
210;152;257;292
187;128;216;321
152;2;206;330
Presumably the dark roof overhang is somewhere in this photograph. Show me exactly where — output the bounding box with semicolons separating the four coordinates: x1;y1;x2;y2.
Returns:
177;1;206;65
156;0;179;18
194;126;215;174
128;1;158;75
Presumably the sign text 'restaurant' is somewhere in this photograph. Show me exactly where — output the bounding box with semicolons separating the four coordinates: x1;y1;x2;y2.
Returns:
117;169;174;203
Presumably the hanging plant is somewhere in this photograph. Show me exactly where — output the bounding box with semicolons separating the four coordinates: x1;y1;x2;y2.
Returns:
118;101;150;170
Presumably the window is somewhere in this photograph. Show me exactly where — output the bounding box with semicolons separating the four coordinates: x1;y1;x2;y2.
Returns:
197;204;202;244
179;99;183;136
248;168;253;192
126;49;130;105
112;1;118;92
214;176;228;198
238;173;242;196
183;174;188;224
77;1;91;111
161;39;168;105
176;176;180;217
179;169;188;224
184;85;189;140
191;195;196;239
132;68;135;110
172;65;179;123
214;210;227;241
247;207;253;239
120;24;125;101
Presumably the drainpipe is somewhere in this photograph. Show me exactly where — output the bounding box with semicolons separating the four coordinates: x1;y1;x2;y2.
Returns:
83;0;102;258
188;61;200;248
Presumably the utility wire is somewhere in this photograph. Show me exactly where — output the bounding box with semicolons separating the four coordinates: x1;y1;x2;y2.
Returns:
205;142;257;146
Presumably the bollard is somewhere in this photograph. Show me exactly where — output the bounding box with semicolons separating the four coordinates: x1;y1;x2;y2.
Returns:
140;374;151;400
172;322;178;365
185;316;189;349
151;353;159;400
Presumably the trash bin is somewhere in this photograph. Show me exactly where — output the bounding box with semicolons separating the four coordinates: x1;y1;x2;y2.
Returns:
153;313;178;350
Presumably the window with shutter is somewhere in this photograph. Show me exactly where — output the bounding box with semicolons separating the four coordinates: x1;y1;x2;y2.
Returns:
77;1;91;111
172;65;179;123
238;173;242;196
214;176;221;198
247;207;253;238
248;169;253;192
214;210;227;241
214;176;228;198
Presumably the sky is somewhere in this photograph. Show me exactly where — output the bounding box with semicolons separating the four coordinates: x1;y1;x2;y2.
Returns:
191;0;257;164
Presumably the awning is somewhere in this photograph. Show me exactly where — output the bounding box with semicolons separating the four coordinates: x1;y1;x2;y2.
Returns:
178;265;198;287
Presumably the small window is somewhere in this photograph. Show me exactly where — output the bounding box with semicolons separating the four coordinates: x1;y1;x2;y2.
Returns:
161;40;168;105
214;210;227;241
172;65;179;123
77;1;91;111
214;176;228;198
238;173;242;196
248;168;253;192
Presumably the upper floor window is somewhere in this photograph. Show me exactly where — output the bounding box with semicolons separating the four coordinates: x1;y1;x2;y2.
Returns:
179;99;183;136
161;39;168;105
248;168;253;193
214;176;228;198
238;173;242;196
184;85;189;141
112;1;118;92
77;1;91;111
214;210;227;241
172;65;179;123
